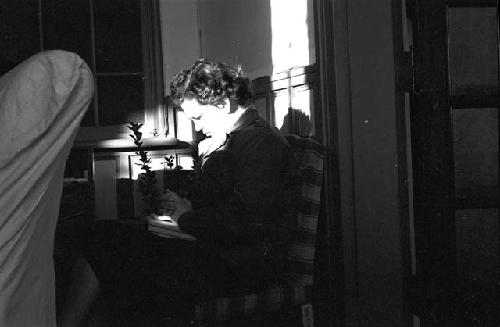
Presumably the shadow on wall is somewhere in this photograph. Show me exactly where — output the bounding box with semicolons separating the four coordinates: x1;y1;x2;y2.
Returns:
279;107;313;137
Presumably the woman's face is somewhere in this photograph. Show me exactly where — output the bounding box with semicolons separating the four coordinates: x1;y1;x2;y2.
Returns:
180;98;229;137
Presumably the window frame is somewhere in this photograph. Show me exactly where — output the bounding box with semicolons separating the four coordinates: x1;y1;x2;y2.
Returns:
74;0;167;146
253;63;320;138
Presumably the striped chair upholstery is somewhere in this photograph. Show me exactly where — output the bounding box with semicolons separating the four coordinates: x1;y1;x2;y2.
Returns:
192;135;324;324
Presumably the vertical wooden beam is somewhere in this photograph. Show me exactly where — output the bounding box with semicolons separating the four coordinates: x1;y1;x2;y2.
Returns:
88;0;99;127
409;0;456;324
141;0;166;136
392;0;414;326
38;0;44;51
94;159;118;219
314;0;345;326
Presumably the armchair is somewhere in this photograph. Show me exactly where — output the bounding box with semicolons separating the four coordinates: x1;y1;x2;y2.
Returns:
175;135;325;326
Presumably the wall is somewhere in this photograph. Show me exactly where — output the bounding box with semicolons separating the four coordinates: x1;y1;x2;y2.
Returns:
159;0;201;94
160;0;316;84
197;0;273;79
331;0;407;325
159;0;272;87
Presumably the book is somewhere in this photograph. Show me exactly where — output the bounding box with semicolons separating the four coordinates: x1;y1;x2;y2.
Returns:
147;216;196;241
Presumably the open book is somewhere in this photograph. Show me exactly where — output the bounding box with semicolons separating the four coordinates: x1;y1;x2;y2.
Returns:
147;216;196;241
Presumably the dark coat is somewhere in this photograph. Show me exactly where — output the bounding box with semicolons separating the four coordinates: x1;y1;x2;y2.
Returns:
177;107;298;280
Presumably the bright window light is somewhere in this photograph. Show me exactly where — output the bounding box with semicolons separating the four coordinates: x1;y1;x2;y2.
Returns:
293;86;314;136
273;90;289;130
270;0;312;74
130;156;167;180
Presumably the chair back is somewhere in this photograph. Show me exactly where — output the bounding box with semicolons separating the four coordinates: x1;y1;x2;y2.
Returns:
284;135;325;287
189;135;325;323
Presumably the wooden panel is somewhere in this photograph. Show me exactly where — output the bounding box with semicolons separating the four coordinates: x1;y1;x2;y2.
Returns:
94;159;118;219
446;0;496;6
410;1;457;322
447;7;498;96
453;108;499;208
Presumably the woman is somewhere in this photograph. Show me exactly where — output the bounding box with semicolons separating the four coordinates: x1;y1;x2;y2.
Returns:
58;59;298;326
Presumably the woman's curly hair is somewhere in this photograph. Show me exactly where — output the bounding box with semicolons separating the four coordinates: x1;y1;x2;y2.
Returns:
170;59;254;108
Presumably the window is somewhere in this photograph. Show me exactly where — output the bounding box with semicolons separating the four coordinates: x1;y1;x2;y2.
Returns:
254;64;319;138
270;0;315;75
446;3;499;318
162;0;318;141
0;0;165;142
447;5;499;208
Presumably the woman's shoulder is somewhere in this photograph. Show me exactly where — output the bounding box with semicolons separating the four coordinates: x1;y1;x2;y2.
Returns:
229;125;292;163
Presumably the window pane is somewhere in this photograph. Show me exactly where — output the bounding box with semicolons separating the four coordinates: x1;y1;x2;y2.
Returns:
80;99;96;127
271;0;315;74
42;0;92;66
97;75;144;126
64;148;90;179
94;0;142;73
0;0;40;74
272;89;289;132
452;108;498;206
447;7;498;97
292;84;315;137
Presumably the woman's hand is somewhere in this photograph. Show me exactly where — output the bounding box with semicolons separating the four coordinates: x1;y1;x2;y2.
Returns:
165;189;192;223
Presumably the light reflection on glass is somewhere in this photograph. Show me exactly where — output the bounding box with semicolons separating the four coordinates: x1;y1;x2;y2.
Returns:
292;85;313;136
273;89;289;131
130;156;169;180
270;0;311;74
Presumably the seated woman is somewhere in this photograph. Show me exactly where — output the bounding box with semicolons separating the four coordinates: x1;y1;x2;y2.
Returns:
58;59;298;326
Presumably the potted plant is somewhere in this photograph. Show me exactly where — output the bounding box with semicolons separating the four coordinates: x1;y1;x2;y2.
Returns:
127;122;161;216
127;122;196;217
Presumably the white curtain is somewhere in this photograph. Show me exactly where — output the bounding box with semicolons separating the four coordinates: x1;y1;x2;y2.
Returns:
0;50;94;326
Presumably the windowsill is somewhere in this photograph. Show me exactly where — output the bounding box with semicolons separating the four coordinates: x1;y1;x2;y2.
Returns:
63;178;89;183
74;136;181;150
76;125;154;143
73;125;192;151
